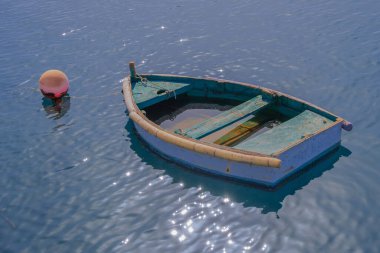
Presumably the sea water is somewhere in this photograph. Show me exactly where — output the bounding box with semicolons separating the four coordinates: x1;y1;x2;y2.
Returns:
1;0;379;252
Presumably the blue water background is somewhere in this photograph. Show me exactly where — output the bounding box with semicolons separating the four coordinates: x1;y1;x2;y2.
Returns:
1;0;380;252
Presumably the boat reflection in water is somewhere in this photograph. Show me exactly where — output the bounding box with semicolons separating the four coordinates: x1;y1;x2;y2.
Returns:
41;95;71;120
126;121;351;214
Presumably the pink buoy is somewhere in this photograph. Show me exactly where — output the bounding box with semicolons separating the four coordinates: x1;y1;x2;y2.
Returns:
39;70;69;99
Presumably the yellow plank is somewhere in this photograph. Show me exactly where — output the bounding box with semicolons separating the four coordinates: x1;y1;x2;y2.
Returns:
214;113;271;146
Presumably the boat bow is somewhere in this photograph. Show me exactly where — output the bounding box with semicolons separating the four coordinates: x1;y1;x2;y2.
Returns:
123;76;282;168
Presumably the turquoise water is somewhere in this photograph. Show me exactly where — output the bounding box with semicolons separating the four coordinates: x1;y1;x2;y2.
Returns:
1;0;380;252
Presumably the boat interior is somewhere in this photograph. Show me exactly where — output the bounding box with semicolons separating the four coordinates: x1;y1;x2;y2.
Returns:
131;75;338;156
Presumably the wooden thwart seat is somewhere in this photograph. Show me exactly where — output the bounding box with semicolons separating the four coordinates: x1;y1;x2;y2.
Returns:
175;95;271;139
234;110;334;155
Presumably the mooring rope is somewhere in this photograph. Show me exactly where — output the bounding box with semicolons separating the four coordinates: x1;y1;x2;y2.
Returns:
135;74;177;100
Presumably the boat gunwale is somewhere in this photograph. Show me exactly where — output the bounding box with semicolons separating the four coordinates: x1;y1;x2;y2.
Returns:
123;74;349;168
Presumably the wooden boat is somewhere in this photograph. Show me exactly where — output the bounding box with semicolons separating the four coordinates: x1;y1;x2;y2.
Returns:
123;62;352;187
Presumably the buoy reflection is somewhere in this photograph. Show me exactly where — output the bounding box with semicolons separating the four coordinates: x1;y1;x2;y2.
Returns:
42;96;71;119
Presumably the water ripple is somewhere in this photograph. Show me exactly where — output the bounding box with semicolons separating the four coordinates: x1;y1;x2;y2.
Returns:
1;0;380;252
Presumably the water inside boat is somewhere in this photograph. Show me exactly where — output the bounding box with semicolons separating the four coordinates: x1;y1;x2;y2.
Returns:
144;96;292;147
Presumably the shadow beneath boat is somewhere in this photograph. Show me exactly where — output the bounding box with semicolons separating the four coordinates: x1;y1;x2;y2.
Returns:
125;120;351;214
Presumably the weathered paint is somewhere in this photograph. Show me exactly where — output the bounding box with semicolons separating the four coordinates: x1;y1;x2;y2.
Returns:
132;80;191;109
276;122;342;184
175;95;271;139
235;110;334;155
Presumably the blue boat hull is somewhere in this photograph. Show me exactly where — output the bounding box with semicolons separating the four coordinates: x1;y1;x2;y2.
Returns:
132;119;342;187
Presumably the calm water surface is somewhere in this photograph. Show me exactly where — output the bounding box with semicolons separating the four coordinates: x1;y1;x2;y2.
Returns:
1;0;380;252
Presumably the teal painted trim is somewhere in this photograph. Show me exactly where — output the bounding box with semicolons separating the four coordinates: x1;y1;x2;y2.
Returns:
143;75;264;97
279;95;338;121
135;74;340;122
273;105;300;118
132;81;192;109
235;110;334;155
187;90;253;102
176;95;271;139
